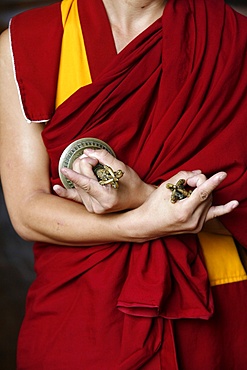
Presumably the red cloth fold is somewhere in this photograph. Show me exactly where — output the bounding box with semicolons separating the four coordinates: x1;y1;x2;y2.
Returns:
10;2;63;121
11;0;247;368
41;0;247;320
42;0;247;244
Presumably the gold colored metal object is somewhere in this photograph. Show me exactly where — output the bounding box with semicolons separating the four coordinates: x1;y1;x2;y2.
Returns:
93;164;124;189
58;138;123;189
166;179;193;203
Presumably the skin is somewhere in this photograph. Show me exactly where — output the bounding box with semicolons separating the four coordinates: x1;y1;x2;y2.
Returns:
0;0;238;248
102;0;167;52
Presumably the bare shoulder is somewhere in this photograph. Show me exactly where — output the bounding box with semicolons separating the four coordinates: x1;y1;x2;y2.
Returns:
0;27;23;127
0;30;52;238
0;30;13;103
0;29;11;65
0;28;10;44
0;28;15;102
0;23;46;160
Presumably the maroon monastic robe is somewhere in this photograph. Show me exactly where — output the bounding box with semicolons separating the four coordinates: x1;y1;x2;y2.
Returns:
10;0;247;369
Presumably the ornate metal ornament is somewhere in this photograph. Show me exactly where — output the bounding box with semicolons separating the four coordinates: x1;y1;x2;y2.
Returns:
166;179;193;203
58;138;123;189
93;164;124;189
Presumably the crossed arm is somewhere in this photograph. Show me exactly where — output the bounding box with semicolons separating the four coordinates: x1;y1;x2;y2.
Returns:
0;29;238;247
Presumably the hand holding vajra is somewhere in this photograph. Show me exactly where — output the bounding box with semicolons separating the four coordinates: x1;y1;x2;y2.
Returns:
53;149;155;214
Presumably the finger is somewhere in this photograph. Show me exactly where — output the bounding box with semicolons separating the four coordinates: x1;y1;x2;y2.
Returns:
61;167;112;198
61;168;96;193
53;184;81;202
206;200;239;222
190;172;227;203
53;184;69;197
73;156;98;178
191;170;202;174
186;173;207;188
166;170;203;186
83;148;121;169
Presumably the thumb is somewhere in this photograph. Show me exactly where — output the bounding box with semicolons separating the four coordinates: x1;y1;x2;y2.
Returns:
83;148;117;167
53;184;81;202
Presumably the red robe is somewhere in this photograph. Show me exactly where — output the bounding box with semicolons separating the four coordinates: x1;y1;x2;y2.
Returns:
10;1;247;369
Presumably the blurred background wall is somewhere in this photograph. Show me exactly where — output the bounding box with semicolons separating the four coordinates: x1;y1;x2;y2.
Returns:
0;0;58;32
0;1;246;369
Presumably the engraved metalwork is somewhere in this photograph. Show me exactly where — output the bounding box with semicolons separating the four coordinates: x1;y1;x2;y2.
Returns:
58;138;117;189
93;164;124;189
166;179;193;203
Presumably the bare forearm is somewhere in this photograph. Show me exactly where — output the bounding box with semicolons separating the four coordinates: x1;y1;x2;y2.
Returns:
1;31;236;247
4;172;238;247
12;191;135;246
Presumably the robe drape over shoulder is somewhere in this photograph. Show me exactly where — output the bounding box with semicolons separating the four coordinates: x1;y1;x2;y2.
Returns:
10;0;247;369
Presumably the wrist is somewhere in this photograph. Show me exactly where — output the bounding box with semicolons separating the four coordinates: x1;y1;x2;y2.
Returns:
116;205;157;243
129;183;156;209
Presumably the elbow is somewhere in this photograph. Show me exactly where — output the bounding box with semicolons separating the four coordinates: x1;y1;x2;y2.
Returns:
17;227;35;242
3;189;51;243
12;220;35;242
9;214;36;242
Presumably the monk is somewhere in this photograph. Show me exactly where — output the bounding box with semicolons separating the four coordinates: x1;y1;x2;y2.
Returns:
0;0;247;369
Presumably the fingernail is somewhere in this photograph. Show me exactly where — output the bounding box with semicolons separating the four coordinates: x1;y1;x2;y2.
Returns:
79;153;88;159
219;172;227;181
61;168;68;175
231;200;239;209
53;185;60;193
192;170;202;174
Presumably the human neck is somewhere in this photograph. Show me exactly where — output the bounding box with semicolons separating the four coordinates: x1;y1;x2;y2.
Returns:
102;0;166;52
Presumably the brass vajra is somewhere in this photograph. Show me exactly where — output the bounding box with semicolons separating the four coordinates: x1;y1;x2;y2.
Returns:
94;164;124;189
166;179;193;203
